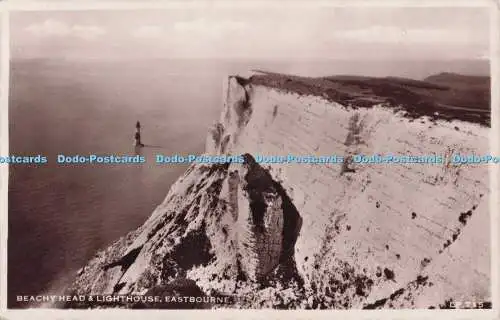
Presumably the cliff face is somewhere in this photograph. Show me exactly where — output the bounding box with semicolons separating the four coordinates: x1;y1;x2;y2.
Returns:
66;73;490;309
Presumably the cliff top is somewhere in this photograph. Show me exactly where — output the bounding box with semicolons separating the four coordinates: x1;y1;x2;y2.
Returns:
243;70;490;126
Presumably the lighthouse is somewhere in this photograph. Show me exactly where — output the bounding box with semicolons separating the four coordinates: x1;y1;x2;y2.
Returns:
134;121;144;147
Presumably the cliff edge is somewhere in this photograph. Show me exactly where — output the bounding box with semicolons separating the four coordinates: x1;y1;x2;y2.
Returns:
65;71;491;309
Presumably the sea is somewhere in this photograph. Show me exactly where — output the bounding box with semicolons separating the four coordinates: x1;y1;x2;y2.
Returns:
7;58;489;308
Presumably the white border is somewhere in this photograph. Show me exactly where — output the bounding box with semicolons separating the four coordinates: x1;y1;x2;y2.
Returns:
490;0;500;317
0;1;499;319
1;0;495;10
0;0;9;314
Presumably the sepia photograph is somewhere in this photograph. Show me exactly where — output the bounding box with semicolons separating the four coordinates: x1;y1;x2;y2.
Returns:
7;3;494;311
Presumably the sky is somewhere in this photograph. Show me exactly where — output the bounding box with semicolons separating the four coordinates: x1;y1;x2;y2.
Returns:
11;5;491;60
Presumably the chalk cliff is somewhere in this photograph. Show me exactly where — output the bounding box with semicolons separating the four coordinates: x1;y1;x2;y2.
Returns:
65;71;491;309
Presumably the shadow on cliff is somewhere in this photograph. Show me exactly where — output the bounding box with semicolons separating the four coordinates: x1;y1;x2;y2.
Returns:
241;153;304;289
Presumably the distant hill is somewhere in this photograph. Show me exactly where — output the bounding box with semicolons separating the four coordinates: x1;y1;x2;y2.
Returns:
249;70;490;126
424;72;489;88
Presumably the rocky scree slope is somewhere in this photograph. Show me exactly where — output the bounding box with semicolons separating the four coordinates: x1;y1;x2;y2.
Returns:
65;72;491;309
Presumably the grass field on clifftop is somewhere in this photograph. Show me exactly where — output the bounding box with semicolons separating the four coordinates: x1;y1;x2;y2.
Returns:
249;71;490;126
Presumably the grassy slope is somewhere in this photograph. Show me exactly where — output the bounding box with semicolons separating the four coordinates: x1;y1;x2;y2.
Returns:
248;71;490;126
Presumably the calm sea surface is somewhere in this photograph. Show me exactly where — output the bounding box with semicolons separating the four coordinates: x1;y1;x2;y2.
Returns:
7;58;488;307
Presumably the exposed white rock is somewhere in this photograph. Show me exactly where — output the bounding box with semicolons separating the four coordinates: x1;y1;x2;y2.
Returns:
65;74;491;310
